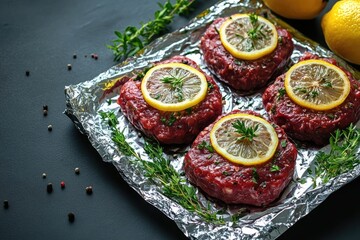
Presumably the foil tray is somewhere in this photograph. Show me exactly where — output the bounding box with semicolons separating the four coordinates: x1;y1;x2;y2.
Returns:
64;0;360;239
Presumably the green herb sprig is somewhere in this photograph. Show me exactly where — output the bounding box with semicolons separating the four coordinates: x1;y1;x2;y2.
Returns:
161;75;184;101
197;140;214;153
100;111;224;223
233;120;259;142
108;0;195;61
314;124;360;184
99;111;140;158
247;13;266;41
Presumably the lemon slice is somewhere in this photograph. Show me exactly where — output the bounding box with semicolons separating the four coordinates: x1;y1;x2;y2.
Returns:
219;13;278;60
141;63;208;112
284;59;351;111
210;113;279;166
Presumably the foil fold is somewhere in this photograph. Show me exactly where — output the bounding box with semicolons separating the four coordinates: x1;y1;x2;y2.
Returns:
64;0;360;239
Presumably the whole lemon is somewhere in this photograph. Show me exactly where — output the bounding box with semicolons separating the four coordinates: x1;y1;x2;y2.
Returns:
263;0;327;19
321;0;360;65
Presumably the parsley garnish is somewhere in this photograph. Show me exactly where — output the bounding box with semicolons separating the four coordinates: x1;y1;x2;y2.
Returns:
161;113;176;126
197;140;214;153
270;165;280;172
277;88;286;100
252;168;259;184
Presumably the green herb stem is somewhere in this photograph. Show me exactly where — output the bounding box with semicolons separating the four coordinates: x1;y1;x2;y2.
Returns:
100;110;223;223
108;0;195;61
314;124;360;184
233;120;258;142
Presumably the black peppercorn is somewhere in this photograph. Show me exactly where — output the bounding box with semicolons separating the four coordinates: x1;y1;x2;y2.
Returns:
67;64;72;70
68;212;75;222
91;53;98;60
85;186;93;195
42;173;47;179
43;105;48;110
74;167;80;175
47;183;53;193
25;70;30;76
43;109;48;116
73;54;77;59
3;200;9;209
48;125;53;131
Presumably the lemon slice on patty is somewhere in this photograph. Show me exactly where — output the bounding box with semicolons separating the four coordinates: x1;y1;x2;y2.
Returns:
141;63;208;112
284;59;351;111
219;13;278;60
210;113;279;166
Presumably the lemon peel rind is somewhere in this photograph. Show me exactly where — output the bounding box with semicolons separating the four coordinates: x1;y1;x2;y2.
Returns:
219;14;278;61
141;63;208;112
210;113;279;166
284;59;351;111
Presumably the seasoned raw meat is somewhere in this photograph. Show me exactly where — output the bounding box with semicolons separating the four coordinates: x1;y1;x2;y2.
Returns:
117;56;223;145
200;17;294;92
184;110;297;206
262;53;360;145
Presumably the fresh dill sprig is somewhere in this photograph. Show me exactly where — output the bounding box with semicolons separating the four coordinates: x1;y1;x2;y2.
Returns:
108;0;195;61
100;110;224;223
232;120;259;142
314;124;360;184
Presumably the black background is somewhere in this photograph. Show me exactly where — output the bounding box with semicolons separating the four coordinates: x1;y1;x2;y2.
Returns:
1;0;359;239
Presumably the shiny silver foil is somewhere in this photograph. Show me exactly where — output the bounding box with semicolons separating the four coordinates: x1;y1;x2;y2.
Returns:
64;0;360;239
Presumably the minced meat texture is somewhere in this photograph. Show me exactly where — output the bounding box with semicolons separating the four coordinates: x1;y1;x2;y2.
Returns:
184;110;297;207
200;17;294;92
262;53;360;146
117;56;223;145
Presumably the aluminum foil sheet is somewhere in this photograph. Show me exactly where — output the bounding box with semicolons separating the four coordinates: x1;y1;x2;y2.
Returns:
64;0;360;239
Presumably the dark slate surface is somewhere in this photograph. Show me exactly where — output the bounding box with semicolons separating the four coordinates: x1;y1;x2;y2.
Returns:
1;0;359;239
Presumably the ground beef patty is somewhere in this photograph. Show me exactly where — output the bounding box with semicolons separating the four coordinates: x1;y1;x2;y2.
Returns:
117;56;223;145
262;53;360;146
200;17;294;92
184;110;297;206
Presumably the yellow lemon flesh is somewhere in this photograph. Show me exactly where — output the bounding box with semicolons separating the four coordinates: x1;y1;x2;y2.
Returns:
219;13;278;60
263;0;327;19
284;59;351;111
141;63;208;112
210;113;279;166
321;0;360;65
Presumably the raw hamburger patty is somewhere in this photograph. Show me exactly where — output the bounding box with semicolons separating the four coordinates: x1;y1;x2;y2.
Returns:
262;53;360;146
117;56;223;145
184;110;297;206
200;17;294;92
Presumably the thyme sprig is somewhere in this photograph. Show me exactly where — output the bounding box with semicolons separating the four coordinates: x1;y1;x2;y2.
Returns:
233;120;259;142
108;0;195;61
100;111;224;223
99;111;140;158
247;13;266;41
314;124;360;184
161;74;184;101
